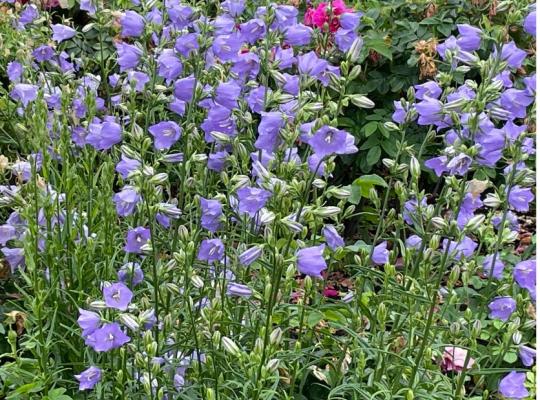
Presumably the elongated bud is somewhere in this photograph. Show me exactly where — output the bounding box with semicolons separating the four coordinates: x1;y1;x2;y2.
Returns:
350;94;375;109
312;206;341;217
119;313;139;331
348;64;362;80
149;173;168;185
270;327;283;345
221;337;241;356
430;217;448;230
483;193;501;208
384;121;400;132
347;36;364;61
266;358;280;373
410;156;420;179
465;214;485;232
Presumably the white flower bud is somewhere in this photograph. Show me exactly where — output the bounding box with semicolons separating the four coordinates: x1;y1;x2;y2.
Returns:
350;94;375;109
221;337;241;356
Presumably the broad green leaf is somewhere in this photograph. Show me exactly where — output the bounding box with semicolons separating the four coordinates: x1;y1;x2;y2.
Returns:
366;145;381;166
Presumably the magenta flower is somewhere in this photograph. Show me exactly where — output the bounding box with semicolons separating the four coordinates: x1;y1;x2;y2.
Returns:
488;296;516;321
499;371;529;399
149;121;182;150
296;244;327;278
103;282;133;311
124;227;150;254
85;322;130;352
121;10;145;37
197;239;225;262
75;366;102;391
236;187;272;217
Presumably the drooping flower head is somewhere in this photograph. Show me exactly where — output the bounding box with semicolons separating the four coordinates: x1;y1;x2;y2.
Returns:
488;296;516;321
236;187;272;218
75;366;102;391
499;371;529;399
296;244;327;278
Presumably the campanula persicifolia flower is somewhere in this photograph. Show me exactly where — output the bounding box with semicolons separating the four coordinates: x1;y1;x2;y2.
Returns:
86;117;122;150
372;241;389;265
1;247;25;272
323;225;345;250
10;84;38;108
284;24;313;46
499;371;529;399
236;187;272;217
52;24;76;43
85;322;130;352
508;186;534;212
116;155;141;179
103;282;133;311
118;262;144;286
309;125;357;157
200;198;222;232
482;254;505;280
121;10;145;37
113;186;141;217
255;112;285;152
498;41;527;69
456;24;482;51
175;33;199;57
296;244;327;278
488;296;516;321
149;121;182;150
124;227;150;254
197;239;225;262
75;366;102;391
524;10;536;37
115;42;143;72
513;259;536;293
518;346;536;367
32;45;55;62
77;309;101;337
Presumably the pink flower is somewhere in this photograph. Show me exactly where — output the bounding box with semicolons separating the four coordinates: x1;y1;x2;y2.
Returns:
441;347;475;372
304;0;353;33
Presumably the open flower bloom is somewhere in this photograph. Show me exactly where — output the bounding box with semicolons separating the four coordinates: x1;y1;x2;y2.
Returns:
441;346;475;372
75;366;102;391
